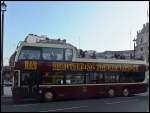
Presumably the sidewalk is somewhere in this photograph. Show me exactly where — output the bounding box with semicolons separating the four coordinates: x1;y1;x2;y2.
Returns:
1;96;13;105
1;95;12;98
135;88;149;97
2;86;12;97
1;86;12;105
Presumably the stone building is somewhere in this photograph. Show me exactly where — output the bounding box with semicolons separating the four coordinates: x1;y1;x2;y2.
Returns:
95;22;149;64
135;22;149;64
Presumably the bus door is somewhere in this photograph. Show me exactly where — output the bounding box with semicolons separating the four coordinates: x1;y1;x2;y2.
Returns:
23;71;38;97
12;70;21;101
12;70;20;88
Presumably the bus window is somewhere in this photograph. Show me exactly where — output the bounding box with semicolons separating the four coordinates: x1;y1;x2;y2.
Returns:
66;73;85;84
42;72;64;85
42;76;53;84
19;47;41;60
119;72;145;83
86;72;105;84
131;72;145;82
42;48;64;61
104;72;110;83
90;72;97;84
116;73;120;83
21;72;30;85
110;72;116;83
66;74;71;84
103;72;116;83
57;79;64;85
72;75;84;84
66;80;71;84
65;49;73;61
119;72;127;83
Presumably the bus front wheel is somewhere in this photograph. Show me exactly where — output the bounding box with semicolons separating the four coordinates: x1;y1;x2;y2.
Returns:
44;91;54;102
123;89;129;97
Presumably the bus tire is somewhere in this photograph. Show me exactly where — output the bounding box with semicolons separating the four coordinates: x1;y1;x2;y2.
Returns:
44;91;54;102
123;89;129;97
108;89;115;97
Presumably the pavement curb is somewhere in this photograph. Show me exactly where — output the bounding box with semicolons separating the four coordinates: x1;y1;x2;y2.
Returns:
1;96;12;99
135;93;149;97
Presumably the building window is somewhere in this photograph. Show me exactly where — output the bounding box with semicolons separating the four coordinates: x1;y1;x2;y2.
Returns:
140;47;143;51
140;38;143;44
140;56;144;60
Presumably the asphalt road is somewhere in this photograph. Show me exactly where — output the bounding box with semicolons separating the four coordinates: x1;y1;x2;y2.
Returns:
1;92;149;112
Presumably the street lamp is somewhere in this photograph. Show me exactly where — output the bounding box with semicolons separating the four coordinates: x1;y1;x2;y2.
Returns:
133;38;136;59
1;1;7;96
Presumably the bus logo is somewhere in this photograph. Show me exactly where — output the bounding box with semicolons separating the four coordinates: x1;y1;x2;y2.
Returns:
24;61;37;70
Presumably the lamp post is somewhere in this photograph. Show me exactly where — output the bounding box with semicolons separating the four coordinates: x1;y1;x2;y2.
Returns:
133;38;136;59
1;1;7;96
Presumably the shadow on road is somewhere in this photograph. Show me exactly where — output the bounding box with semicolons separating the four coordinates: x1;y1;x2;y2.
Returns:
1;95;137;105
1;91;149;106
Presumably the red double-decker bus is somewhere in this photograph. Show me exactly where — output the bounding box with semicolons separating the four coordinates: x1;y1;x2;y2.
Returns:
11;34;148;103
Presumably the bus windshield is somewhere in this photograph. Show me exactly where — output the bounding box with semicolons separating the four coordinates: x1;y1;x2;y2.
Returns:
18;46;41;60
18;46;73;61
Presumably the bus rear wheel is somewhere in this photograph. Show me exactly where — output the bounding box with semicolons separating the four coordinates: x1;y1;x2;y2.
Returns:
108;89;115;97
123;89;129;97
44;92;54;102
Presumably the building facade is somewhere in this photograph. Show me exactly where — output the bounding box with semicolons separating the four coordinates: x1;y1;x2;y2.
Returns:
135;22;149;64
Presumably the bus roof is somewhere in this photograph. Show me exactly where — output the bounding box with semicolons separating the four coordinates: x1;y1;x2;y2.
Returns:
19;41;77;49
73;58;146;65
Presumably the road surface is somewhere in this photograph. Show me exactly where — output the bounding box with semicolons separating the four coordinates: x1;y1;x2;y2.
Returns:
1;92;149;112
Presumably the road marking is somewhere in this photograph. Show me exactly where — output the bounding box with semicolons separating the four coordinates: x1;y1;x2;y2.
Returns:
106;99;139;105
40;105;88;112
12;103;39;107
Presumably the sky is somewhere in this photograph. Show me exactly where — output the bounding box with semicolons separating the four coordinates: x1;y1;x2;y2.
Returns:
2;1;149;66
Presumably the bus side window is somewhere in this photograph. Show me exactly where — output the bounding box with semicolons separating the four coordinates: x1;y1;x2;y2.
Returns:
66;80;71;84
116;73;120;83
66;74;72;84
57;79;63;85
65;49;73;61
